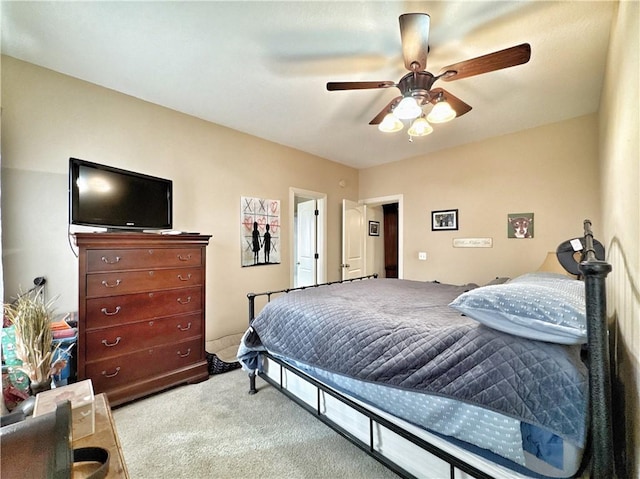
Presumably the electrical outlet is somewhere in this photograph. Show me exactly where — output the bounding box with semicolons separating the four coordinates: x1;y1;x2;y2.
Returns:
418;252;427;260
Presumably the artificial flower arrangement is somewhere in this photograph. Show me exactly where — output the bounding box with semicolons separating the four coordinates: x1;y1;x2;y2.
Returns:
3;289;67;394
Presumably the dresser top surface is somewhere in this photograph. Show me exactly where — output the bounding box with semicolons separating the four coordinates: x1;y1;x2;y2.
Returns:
74;232;211;248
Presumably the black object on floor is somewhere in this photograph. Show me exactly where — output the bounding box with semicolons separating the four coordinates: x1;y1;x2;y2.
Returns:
206;352;241;375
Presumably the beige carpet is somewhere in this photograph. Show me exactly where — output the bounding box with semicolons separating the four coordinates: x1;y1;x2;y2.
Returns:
112;369;399;479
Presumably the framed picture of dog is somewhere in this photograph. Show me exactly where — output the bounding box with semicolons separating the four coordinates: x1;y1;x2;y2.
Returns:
431;209;458;231
508;213;534;238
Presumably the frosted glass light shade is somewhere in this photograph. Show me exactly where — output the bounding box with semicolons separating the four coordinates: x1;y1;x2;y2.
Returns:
393;96;422;120
378;113;403;133
407;117;433;137
427;100;456;123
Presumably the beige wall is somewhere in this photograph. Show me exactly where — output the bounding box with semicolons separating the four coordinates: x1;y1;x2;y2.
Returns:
0;55;359;342
599;1;640;477
359;114;601;286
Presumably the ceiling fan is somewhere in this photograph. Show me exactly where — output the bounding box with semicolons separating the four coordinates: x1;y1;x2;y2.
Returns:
326;13;531;137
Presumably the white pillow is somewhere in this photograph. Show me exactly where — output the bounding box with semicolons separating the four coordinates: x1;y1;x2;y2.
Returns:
449;273;586;344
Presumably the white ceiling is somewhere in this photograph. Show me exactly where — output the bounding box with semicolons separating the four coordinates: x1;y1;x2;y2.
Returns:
1;1;615;169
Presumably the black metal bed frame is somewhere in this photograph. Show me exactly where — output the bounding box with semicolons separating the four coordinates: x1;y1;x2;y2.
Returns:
247;220;615;479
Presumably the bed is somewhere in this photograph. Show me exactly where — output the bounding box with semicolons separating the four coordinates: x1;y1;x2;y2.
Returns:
238;220;614;479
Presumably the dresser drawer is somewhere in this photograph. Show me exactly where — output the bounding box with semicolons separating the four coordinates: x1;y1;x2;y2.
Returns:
85;287;201;329
87;248;202;272
86;268;202;297
86;337;203;392
85;313;202;361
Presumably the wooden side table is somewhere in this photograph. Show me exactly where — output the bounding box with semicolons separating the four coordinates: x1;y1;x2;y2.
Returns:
72;393;129;478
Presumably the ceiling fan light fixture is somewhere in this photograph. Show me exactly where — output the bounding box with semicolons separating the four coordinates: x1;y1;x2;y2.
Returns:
427;98;456;123
392;96;422;120
378;113;404;133
407;116;433;137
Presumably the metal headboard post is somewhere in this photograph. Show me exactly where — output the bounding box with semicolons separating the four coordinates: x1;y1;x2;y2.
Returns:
579;219;614;478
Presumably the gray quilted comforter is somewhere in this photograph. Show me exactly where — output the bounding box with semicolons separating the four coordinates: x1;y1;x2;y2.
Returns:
239;279;587;446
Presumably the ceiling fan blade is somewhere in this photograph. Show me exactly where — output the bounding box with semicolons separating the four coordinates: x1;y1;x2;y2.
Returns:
327;81;396;91
399;13;430;72
439;43;531;81
369;96;402;125
429;88;472;117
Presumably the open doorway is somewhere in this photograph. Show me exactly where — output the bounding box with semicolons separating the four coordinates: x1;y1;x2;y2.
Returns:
341;199;365;280
290;188;327;288
362;194;403;279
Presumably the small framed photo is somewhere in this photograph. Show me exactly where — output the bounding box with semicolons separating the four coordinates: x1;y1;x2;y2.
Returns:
508;212;534;238
368;221;380;236
432;209;458;231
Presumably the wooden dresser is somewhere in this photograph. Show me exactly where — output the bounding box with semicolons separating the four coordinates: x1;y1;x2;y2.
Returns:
74;233;211;406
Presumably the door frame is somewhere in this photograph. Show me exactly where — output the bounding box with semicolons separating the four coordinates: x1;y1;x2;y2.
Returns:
361;194;404;279
289;187;327;287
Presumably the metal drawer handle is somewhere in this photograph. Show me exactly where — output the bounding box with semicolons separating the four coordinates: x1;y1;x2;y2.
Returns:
101;256;121;264
177;296;192;305
177;348;191;358
177;254;192;261
101;337;122;347
177;273;192;281
101;367;121;378
101;279;121;288
101;306;121;316
177;322;192;331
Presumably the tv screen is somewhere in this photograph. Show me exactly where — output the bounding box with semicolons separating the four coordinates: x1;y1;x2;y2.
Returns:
69;158;173;231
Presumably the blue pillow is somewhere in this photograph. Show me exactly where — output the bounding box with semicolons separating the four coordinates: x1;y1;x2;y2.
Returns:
508;272;578;285
449;273;586;344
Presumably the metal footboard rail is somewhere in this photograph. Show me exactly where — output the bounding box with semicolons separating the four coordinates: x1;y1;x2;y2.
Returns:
260;353;494;479
246;274;378;396
247;274;378;322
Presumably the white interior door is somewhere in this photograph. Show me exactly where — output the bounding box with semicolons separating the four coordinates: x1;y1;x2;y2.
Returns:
296;199;317;287
342;199;365;280
291;188;327;288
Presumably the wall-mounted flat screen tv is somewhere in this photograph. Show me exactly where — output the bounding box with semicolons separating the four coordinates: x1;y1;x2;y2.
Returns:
69;158;173;231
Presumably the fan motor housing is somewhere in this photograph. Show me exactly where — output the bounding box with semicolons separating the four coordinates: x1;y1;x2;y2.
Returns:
398;71;437;102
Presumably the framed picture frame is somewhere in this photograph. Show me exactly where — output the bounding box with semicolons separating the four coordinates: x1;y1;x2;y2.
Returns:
368;221;380;236
507;212;534;239
431;209;458;231
241;196;281;267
